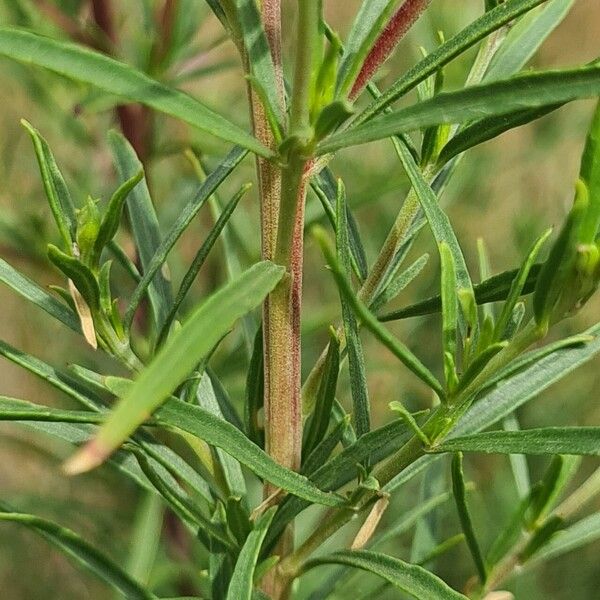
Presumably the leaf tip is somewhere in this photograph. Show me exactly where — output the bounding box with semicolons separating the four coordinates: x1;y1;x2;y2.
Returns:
62;439;109;475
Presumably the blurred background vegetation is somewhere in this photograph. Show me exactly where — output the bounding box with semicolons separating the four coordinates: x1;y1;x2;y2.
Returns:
0;1;599;598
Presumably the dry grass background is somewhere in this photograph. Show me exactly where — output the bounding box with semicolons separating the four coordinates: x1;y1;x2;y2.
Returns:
0;1;599;598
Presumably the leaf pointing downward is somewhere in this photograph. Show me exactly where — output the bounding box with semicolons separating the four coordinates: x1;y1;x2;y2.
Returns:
64;261;284;475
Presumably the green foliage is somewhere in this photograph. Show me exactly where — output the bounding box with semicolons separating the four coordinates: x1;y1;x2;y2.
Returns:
1;1;600;598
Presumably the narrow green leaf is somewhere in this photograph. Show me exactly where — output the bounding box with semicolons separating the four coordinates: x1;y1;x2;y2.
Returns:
311;167;368;282
21;119;76;248
355;0;553;122
0;28;272;156
519;515;564;561
108;240;141;282
484;0;575;81
157;183;248;346
245;325;264;447
0;395;209;501
0;396;104;424
335;182;371;437
132;449;231;544
302;416;351;476
456;341;508;393
303;550;468;600
195;372;246;499
125;494;163;587
525;512;600;566
303;330;341;456
370;254;428;313
47;244;100;311
436;428;600;456
437;105;561;166
96;374;343;508
526;455;580;527
579;100;600;244
320;64;600;154
109;132;172;331
451;453;487;582
124;146;247;331
93;170;144;266
225;508;276;600
229;0;284;129
152;400;344;507
336;0;399;96
392;134;478;343
0;257;80;332
494;229;552;340
0;504;157;599
315;226;444;397
66;261;284;472
440;242;458;385
380;264;541;321
503;414;531;500
533;182;589;324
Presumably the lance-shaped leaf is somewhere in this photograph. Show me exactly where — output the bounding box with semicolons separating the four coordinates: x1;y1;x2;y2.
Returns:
124;146;247;331
152;400;344;507
65;370;343;508
158;183;249;346
21;120;76;248
303;329;341;456
484;0;575;81
355;0;554;122
335;182;370;437
0;258;80;332
319;64;600;154
371;253;429;313
494;229;552;340
47;244;100;312
195;372;246;499
533;181;588;325
434;428;600;456
63;261;284;475
451;453;487;582
303;550;468;600
311;167;368;282
227;0;284;130
245;325;264;447
393;133;478;342
380;264;541;321
578;100;600;244
437;105;562;166
109;132;172;331
440;242;458;388
0;504;157;599
0;28;272;157
225;508;276;600
92;169;144;266
525;512;600;567
315;226;444;397
438;0;576;163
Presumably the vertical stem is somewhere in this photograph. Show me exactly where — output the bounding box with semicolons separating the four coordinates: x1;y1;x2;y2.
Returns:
262;2;319;596
265;0;319;475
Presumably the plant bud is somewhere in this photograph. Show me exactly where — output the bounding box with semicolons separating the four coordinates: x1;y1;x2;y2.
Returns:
76;196;101;264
